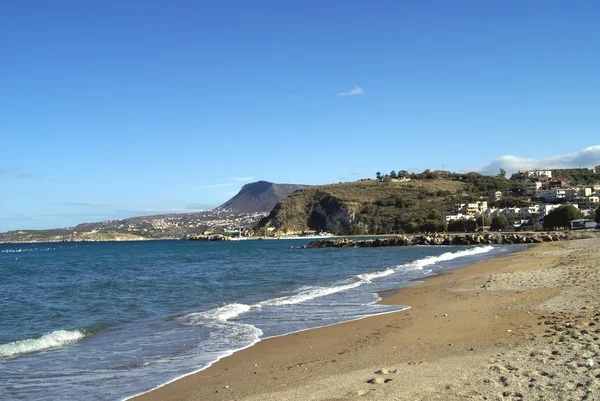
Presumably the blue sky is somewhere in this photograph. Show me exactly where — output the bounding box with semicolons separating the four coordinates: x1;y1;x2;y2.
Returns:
1;1;599;231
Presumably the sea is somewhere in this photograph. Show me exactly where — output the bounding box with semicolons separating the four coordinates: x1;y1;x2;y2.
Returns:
0;239;521;400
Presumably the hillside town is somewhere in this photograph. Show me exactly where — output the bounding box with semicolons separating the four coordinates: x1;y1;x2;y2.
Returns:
83;208;268;238
442;167;600;229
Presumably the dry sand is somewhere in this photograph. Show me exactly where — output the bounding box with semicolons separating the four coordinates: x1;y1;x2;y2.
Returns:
132;236;600;401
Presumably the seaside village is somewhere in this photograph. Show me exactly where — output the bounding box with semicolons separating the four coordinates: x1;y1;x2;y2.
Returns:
442;168;600;230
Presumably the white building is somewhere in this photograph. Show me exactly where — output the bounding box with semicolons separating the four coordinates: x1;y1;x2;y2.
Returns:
515;170;553;182
455;201;488;216
525;181;543;195
502;207;524;220
442;213;474;223
572;196;599;210
534;189;567;203
563;187;591;201
489;191;503;201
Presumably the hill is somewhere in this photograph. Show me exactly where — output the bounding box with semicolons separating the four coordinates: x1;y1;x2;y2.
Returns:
0;181;308;243
255;175;518;235
217;181;309;213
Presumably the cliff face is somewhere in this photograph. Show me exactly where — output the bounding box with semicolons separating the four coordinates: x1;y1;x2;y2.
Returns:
307;196;357;233
255;179;466;235
257;194;356;234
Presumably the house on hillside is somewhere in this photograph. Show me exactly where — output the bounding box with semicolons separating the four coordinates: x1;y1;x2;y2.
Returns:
534;189;567;203
489;191;502;201
515;170;553;182
525;181;543;195
593;165;600;174
454;201;488;216
548;176;571;189
442;213;474;223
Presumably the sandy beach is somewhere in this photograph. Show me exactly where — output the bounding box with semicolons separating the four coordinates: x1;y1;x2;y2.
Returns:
133;235;600;401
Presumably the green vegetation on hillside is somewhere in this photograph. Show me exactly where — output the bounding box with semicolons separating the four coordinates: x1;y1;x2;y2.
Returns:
256;173;520;235
549;169;600;186
508;168;600;186
447;218;477;232
375;170;522;195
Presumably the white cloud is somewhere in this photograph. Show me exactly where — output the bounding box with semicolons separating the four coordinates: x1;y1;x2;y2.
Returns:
233;177;254;182
337;86;365;97
475;145;600;175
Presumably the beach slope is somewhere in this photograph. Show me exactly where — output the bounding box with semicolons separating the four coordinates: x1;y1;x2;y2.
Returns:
133;236;600;401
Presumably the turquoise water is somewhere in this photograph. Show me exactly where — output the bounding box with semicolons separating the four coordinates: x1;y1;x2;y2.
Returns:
0;239;517;400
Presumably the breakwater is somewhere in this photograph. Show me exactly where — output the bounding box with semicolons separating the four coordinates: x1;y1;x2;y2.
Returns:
187;234;231;241
305;232;571;248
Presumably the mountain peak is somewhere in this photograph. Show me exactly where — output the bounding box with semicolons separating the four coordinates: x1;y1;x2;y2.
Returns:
218;181;308;214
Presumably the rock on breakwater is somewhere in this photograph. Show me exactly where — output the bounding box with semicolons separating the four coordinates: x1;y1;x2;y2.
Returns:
304;232;571;248
187;234;232;241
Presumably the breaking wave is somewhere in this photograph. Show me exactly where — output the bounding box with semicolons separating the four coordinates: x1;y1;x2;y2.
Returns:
0;330;85;357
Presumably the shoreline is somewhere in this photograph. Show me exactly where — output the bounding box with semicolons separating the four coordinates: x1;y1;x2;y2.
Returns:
125;306;414;401
130;240;574;401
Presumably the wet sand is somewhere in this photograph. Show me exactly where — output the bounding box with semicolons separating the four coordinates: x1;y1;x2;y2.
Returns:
132;236;600;401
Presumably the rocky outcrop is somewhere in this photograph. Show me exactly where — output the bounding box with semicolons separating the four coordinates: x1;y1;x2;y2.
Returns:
308;196;357;234
304;232;571;248
257;191;358;235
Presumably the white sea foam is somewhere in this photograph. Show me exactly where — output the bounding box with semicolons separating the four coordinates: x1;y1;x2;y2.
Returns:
356;246;495;282
404;245;495;270
0;330;85;357
1;247;56;253
183;303;251;325
182;304;263;351
254;281;363;307
356;268;396;283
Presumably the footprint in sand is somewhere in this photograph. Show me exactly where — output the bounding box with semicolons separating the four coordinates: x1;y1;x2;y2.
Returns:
374;368;397;375
367;368;397;384
367;377;393;384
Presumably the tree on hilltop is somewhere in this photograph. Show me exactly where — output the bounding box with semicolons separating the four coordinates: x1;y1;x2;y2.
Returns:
389;170;397;179
375;172;382;181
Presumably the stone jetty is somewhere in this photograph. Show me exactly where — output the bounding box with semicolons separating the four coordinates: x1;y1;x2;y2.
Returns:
187;234;231;241
304;232;570;248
